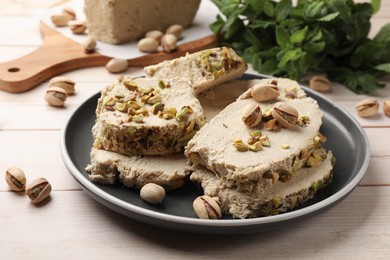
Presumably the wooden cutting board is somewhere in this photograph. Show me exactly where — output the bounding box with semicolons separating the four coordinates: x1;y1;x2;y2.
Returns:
0;22;217;93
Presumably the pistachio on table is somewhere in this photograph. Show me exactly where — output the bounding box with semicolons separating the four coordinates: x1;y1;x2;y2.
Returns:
105;58;128;73
161;34;177;53
49;76;75;95
145;30;164;42
383;100;390;117
271;102;298;128
242;103;262;128
50;14;70;27
138;37;159;53
69;20;87;34
251;83;280;102
309;75;331;92
44;86;68;107
165;24;184;39
62;7;76;20
355;98;379;117
193;195;222;219
5;167;26;191
140;183;165;204
25;177;52;204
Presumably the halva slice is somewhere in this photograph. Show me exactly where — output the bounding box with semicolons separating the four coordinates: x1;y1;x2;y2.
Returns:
185;78;324;192
191;152;334;218
86;148;188;190
92;77;206;156
144;47;248;95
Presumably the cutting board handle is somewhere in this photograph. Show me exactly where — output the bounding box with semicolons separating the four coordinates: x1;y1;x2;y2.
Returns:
0;22;217;93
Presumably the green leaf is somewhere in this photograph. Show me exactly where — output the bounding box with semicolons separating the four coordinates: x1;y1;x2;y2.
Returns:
244;29;262;50
375;63;390;73
276;0;292;22
371;0;381;15
374;23;390;42
263;0;275;17
303;1;325;20
278;48;305;68
290;26;308;44
259;59;281;75
209;15;225;35
303;41;326;53
276;26;290;49
247;0;264;13
249;20;276;30
317;12;339;22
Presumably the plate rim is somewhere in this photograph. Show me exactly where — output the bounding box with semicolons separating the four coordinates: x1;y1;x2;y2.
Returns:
60;73;371;231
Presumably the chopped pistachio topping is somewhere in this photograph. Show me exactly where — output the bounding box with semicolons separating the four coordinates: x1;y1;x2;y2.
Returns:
132;114;144;123
298;116;310;127
248;141;263;152
281;144;290;149
233;138;249;152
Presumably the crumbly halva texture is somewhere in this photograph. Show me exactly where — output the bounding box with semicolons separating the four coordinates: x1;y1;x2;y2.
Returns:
92;77;206;156
84;0;200;44
185;78;323;192
191;152;334;219
86;148;188;190
144;47;248;95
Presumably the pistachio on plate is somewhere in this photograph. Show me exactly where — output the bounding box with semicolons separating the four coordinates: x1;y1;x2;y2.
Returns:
193;195;222;219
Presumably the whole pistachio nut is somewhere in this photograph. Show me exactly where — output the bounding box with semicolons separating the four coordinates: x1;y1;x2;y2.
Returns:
251;83;280;102
26;177;52;204
165;24;184;39
193;195;222;219
356;98;379;117
242;103;262;128
5;167;26;191
105;58;128;73
140;183;165;204
161;34;177;53
383;100;390;117
44;86;68;107
49;76;75;95
50;14;70;27
83;36;97;54
138;37;159;53
62;6;76;20
145;30;164;42
69;20;87;34
271;102;298;128
309;75;331;92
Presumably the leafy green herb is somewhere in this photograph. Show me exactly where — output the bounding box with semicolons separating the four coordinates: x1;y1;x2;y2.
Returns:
210;0;390;93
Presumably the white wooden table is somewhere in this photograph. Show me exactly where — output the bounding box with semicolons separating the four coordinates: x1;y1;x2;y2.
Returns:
1;1;389;259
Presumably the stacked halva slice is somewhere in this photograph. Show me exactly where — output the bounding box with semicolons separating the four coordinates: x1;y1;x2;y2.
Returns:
186;78;334;218
86;47;247;190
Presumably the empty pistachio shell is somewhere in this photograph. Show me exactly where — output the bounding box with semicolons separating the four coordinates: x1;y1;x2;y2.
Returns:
50;14;70;27
44;86;67;107
138;37;159;53
193;195;221;219
69;20;87;34
309;75;331;92
140;183;165;204
165;24;184;39
161;34;177;53
251;83;280;102
356;98;379;117
49;76;75;95
5;167;26;191
25;177;52;204
271;102;298;128
383;100;390;117
145;30;164;42
242;103;262;128
105;58;128;73
62;6;76;20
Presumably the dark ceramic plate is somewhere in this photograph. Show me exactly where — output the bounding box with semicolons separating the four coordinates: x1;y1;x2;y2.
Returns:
60;74;370;234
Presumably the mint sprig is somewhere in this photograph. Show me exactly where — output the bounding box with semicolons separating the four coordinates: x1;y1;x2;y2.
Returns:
210;0;390;93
